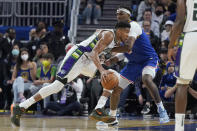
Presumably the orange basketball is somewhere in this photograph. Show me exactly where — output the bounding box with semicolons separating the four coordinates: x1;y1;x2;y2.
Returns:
101;73;119;90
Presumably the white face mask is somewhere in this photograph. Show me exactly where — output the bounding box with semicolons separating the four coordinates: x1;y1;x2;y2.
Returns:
21;54;29;61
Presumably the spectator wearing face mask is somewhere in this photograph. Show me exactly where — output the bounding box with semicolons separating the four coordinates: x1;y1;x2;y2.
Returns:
152;4;165;26
30;53;57;109
0;28;21;60
10;48;37;104
2;44;20;109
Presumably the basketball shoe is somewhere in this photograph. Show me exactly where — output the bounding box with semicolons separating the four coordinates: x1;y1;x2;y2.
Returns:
11;104;25;127
89;108;116;123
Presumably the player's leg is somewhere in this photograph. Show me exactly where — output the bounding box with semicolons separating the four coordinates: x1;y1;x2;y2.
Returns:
11;45;82;127
142;62;169;124
174;32;197;131
90;68;133;124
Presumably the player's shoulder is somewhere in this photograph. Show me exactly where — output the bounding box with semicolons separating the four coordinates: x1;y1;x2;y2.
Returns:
129;21;141;28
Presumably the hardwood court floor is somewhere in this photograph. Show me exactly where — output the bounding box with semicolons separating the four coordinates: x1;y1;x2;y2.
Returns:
0;115;197;131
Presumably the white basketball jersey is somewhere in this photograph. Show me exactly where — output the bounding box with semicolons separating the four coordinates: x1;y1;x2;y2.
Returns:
183;0;197;32
78;29;116;52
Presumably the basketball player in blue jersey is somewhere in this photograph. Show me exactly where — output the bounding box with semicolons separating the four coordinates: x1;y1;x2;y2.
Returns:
90;7;169;125
168;0;197;130
10;22;131;127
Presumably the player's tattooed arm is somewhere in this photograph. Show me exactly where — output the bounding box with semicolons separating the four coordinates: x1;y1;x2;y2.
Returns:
111;36;135;53
89;31;113;73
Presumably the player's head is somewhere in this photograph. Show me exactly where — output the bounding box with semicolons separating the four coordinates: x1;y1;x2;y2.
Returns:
115;22;130;42
116;6;132;22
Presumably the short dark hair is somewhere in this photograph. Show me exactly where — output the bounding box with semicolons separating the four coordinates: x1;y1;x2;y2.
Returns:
115;22;130;29
42;53;54;60
143;8;152;15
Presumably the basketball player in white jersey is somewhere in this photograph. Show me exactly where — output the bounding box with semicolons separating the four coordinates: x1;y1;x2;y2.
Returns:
10;22;131;127
168;0;197;131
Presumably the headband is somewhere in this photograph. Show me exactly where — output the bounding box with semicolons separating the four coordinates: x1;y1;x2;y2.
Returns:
117;8;131;15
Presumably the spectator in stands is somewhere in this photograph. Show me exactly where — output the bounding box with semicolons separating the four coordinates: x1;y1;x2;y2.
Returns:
137;0;155;21
138;9;160;38
161;20;174;42
161;0;176;17
29;21;47;41
159;62;176;101
27;21;47;58
43;78;83;116
83;0;104;24
3;44;20;109
42;20;70;61
152;4;165;26
142;20;160;52
30;53;57;109
0;28;21;59
10;48;37;104
33;42;49;65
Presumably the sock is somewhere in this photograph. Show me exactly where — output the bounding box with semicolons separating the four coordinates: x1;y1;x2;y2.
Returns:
156;101;164;110
95;96;108;109
19;97;36;109
175;113;185;131
109;109;117;117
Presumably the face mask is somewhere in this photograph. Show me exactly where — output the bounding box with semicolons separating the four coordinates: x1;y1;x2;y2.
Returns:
12;49;19;56
155;10;163;16
42;60;51;67
21;54;29;61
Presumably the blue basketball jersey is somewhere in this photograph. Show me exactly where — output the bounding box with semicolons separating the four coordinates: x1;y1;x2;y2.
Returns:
124;26;158;64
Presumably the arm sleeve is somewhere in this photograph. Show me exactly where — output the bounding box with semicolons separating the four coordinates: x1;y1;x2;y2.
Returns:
129;22;142;39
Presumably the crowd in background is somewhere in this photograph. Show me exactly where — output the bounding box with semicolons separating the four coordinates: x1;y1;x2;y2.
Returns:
0;0;196;118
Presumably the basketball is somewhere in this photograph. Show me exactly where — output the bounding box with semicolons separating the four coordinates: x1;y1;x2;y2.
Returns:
101;72;119;90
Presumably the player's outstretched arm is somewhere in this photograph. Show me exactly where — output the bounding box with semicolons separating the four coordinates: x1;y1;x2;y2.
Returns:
89;31;114;81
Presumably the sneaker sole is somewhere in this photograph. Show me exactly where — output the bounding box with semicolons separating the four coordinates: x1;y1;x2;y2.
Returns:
160;119;170;124
89;115;116;123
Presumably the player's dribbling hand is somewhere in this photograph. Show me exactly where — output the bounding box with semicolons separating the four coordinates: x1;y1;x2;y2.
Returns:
101;70;113;83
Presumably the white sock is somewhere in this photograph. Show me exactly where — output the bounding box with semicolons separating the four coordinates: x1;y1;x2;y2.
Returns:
175;113;185;131
95;96;108;109
109;110;117;117
156;101;165;110
19;97;36;109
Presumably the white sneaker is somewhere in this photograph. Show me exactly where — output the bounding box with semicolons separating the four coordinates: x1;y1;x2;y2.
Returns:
93;19;99;25
85;19;91;24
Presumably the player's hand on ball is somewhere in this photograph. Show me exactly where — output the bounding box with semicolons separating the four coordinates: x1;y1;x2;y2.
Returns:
101;70;113;83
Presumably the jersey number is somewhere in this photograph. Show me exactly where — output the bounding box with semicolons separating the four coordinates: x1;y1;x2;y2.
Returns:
193;3;197;21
